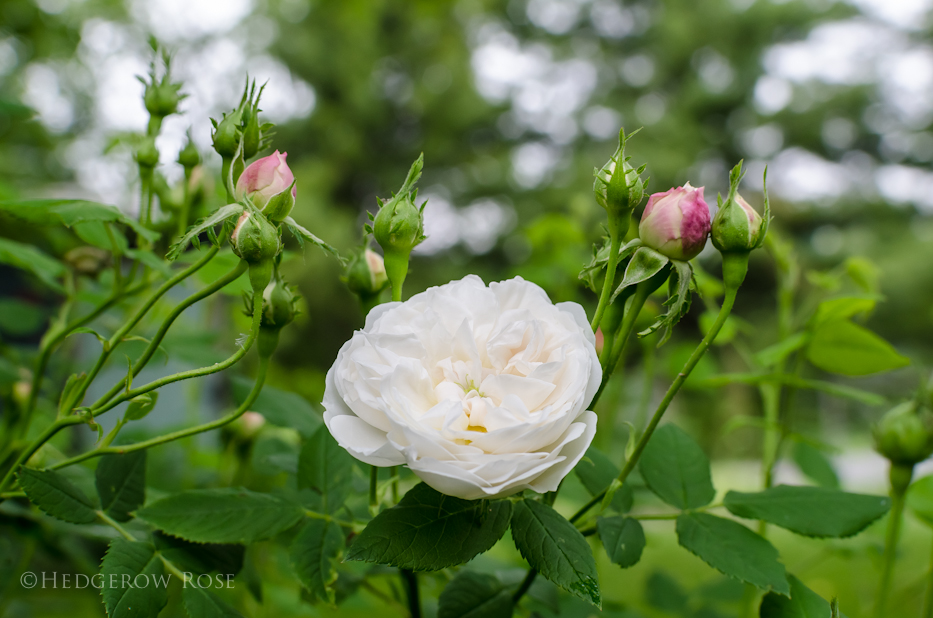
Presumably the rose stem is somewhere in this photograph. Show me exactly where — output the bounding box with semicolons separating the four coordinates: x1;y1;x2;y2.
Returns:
923;532;933;618
875;463;912;618
401;568;421;618
589;218;623;332
570;269;741;526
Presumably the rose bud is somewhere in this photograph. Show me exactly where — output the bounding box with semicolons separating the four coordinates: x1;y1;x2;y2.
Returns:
373;155;426;299
231;211;280;265
177;134;201;171
211;109;243;158
235;151;297;222
873;401;933;467
594;128;645;233
712;193;767;253
638;183;711;261
135;136;160;170
244;272;300;357
345;248;389;298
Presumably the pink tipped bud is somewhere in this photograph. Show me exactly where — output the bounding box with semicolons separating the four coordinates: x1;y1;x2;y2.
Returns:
235;150;297;221
638;183;711;261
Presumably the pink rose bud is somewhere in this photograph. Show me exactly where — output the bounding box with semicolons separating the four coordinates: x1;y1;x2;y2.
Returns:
235;150;297;222
638;182;711;261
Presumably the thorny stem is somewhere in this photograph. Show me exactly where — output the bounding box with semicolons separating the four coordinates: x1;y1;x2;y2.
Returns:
49;358;268;471
72;246;220;413
513;267;744;609
91;260;247;410
0;416;85;493
570;284;739;526
89;286;262;417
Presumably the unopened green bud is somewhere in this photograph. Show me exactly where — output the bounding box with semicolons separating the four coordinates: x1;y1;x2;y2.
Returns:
230;211;280;265
144;77;183;119
135;136;160;170
261;277;299;330
373;155;426;299
345;248;389;299
212;110;242;158
373;193;424;257
177;137;200;170
594;128;645;234
712;193;766;253
873;401;933;466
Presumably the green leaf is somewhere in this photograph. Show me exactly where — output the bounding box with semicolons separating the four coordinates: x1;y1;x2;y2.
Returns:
283;216;343;262
792;442;840;489
0;199;159;243
231;377;322;438
639;424;715;510
100;539;169;618
807;320;909;376
298;425;354;513
136;488;303;543
124;392;159;421
289;519;345;605
73;220;128;251
611;245;669;302
574;446;633;513
438;571;514;618
167;203;241;261
760;574;836;618
646;571;688;612
0;298;48;336
182;586;244;618
152;533;245;577
511;498;600;607
346;482;512;571
0;237;66;291
95;451;146;522
754;333;810;368
676;513;789;595
639;258;696;346
724;486;889;538
597;516;645;568
18;467;98;524
811;296;878;327
908;475;933;527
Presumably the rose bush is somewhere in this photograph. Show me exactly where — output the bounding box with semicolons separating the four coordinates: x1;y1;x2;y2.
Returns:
323;275;601;499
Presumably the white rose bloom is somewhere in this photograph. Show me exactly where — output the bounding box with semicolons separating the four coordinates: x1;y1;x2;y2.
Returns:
323;275;601;500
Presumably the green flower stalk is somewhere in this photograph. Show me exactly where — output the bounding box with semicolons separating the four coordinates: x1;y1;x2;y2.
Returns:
873;399;933;618
372;154;426;302
590;128;646;331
